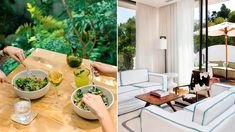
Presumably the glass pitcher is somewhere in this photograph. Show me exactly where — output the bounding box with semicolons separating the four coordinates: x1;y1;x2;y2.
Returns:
74;68;90;88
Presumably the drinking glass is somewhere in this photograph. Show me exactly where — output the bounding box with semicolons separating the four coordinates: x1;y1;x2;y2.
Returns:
13;97;32;123
48;70;63;108
74;68;90;88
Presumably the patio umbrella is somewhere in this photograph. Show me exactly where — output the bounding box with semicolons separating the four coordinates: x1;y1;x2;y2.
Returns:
195;22;235;79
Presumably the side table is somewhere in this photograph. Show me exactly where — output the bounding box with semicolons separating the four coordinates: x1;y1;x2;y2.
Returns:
164;73;178;91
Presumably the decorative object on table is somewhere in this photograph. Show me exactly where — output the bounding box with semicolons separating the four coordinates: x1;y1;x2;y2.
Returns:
174;70;210;103
158;36;167;72
71;85;114;120
74;68;90;88
48;70;63;108
11;97;37;125
150;89;169;98
11;69;50;99
66;46;83;68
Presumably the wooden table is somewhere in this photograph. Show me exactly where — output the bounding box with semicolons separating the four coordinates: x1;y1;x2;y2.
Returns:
0;48;117;132
135;93;180;112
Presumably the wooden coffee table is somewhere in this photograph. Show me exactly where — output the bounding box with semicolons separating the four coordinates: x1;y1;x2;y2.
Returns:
135;92;181;112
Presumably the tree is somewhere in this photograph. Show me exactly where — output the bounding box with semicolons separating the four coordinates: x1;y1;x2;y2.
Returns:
217;4;230;19
118;17;136;70
214;17;225;24
210;11;217;22
228;11;235;22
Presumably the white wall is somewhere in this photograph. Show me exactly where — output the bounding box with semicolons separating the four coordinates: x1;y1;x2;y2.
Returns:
194;45;235;63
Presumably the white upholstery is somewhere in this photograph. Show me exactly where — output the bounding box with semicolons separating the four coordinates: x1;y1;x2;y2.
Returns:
120;69;148;86
211;83;235;97
184;98;209;112
193;90;235;126
141;105;235;132
141;84;235;132
142;85;163;93
132;82;162;88
118;69;167;115
141;106;203;132
118;99;145;115
118;86;144;103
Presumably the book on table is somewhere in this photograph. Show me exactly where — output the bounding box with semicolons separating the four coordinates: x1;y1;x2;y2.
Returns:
150;89;169;97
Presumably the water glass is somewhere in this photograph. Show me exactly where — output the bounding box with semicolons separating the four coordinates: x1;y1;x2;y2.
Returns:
13;97;32;122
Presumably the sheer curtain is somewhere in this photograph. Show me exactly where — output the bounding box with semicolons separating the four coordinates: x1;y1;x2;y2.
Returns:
159;0;194;84
135;3;164;73
136;0;194;84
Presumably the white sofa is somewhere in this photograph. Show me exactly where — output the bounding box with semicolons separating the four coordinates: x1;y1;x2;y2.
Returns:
118;69;167;115
141;83;235;132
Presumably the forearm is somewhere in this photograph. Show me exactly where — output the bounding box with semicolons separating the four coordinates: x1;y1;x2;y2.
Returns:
98;111;115;132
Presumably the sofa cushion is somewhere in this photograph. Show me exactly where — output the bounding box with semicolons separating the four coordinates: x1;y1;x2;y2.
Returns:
118;98;145;115
132;82;162;88
118;86;144;103
229;62;235;69
143;85;163;93
210;61;224;67
192;90;235;126
120;69;148;85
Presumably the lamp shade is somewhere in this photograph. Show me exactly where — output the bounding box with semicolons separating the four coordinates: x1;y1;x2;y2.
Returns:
158;37;167;49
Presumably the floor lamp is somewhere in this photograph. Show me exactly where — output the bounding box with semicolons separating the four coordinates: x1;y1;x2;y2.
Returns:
159;36;167;73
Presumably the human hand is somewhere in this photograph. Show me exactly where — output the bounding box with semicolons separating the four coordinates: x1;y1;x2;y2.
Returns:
0;70;7;83
3;46;25;63
91;62;117;78
82;93;109;119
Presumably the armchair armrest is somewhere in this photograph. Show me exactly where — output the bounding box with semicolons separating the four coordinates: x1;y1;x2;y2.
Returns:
148;72;167;91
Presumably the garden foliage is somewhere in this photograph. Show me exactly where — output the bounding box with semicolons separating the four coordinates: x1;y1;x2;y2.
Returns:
1;0;116;74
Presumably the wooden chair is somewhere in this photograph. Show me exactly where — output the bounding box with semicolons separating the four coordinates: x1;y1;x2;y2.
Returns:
174;70;210;103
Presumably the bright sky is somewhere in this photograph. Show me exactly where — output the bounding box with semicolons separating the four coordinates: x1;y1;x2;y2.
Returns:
195;0;235;21
118;0;235;24
117;7;135;24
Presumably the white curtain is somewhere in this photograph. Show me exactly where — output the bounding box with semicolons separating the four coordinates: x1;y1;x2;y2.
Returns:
159;0;194;84
135;3;164;73
136;0;194;84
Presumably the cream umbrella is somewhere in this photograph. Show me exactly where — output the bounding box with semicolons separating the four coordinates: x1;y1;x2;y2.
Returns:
195;22;235;79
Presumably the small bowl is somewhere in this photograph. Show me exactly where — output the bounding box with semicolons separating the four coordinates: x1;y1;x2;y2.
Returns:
71;85;114;120
12;69;50;99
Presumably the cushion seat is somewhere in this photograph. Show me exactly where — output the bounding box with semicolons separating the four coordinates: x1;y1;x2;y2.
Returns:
118;86;144;103
132;82;162;88
118;69;167;115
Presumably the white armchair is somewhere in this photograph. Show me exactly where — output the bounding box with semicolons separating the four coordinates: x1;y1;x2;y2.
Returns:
118;69;167;115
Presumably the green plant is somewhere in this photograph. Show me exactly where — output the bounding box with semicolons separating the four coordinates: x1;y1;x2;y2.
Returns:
118;17;136;70
14;0;116;65
62;0;117;65
228;11;235;22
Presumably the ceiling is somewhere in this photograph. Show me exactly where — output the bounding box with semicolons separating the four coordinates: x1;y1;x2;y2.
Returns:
131;0;178;7
119;0;230;8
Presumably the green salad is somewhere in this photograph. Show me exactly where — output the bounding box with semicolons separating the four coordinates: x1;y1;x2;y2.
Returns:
15;77;48;91
73;87;109;111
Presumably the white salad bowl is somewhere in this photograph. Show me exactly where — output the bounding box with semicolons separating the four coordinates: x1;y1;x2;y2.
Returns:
12;69;50;99
71;85;114;120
